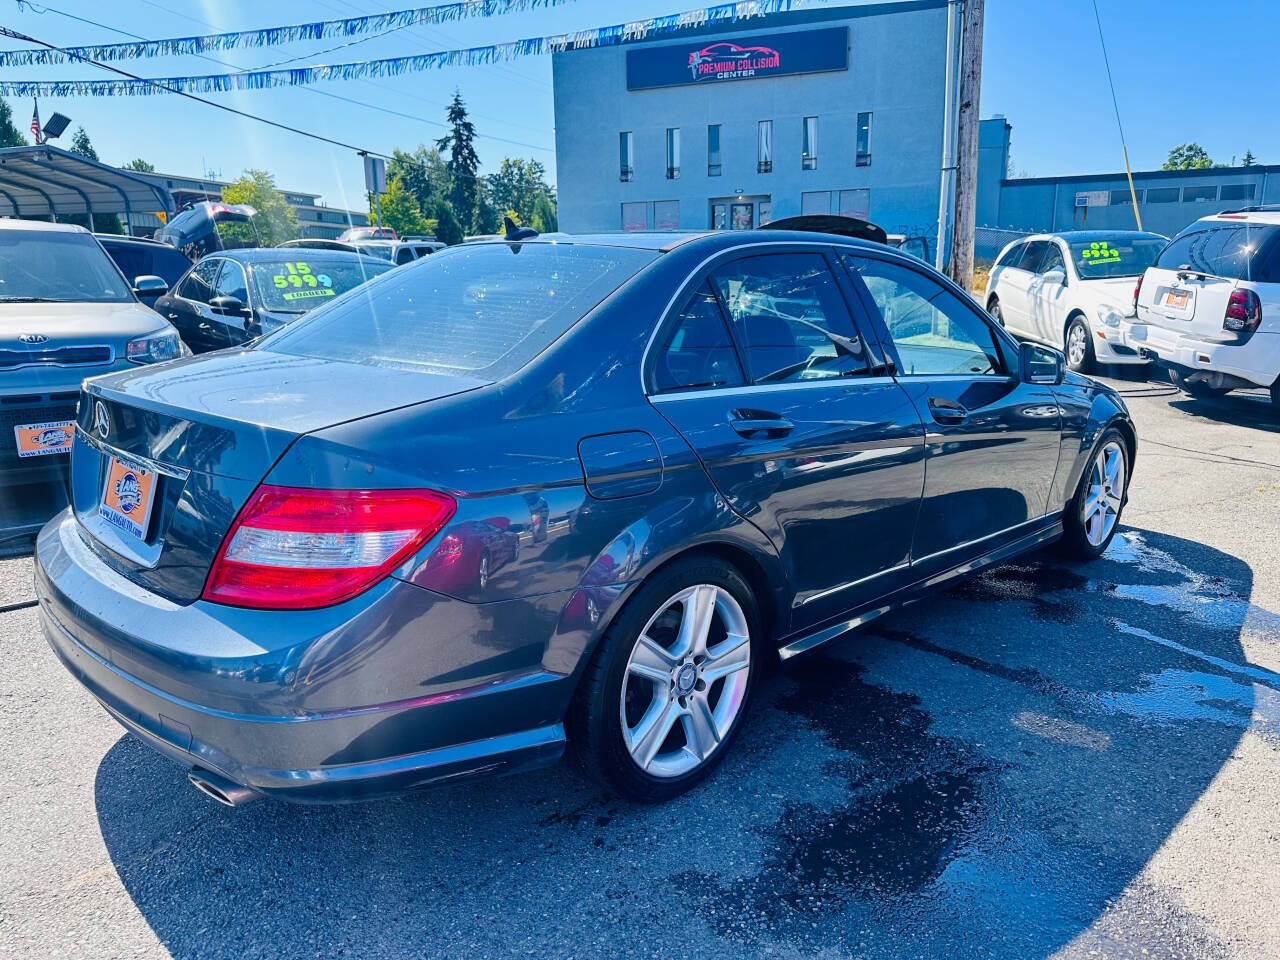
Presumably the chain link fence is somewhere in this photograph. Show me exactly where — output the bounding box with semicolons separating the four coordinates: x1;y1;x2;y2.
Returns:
974;226;1032;265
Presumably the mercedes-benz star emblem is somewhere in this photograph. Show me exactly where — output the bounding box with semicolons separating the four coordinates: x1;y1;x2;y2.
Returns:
93;400;110;440
18;333;49;345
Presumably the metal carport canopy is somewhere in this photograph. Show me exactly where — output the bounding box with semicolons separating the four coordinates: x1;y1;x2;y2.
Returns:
0;145;171;221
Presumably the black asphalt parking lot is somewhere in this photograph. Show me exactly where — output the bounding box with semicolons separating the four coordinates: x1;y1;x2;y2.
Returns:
1;375;1277;959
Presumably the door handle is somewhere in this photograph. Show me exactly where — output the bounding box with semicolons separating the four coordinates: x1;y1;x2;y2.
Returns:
928;396;969;424
730;411;794;438
167;313;178;320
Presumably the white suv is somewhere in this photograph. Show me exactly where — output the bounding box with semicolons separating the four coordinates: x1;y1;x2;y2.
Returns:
986;231;1167;373
1133;209;1280;406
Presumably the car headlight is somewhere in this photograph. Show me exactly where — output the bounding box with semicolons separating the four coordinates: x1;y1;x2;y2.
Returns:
126;330;185;364
1095;306;1125;328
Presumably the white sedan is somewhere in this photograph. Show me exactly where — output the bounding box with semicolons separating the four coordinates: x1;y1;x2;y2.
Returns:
985;231;1167;373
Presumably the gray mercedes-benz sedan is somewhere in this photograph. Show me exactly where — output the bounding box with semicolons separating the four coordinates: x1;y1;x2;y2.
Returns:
1;219;182;546
35;230;1134;806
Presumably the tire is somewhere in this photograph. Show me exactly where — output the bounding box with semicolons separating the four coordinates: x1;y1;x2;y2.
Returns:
1169;367;1231;398
1271;377;1280;408
567;555;762;802
989;299;1005;327
1060;428;1130;560
1065;315;1095;374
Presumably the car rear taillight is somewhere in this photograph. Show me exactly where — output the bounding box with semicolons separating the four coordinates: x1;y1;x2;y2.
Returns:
202;486;456;610
1223;288;1262;334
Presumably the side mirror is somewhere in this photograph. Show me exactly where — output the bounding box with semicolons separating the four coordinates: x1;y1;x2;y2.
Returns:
210;295;248;316
1041;268;1067;287
133;275;168;298
1020;341;1066;385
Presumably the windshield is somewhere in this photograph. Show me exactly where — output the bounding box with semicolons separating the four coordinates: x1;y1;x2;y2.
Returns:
1068;237;1166;279
1154;223;1280;281
251;257;393;313
0;230;133;303
354;243;395;261
262;242;656;376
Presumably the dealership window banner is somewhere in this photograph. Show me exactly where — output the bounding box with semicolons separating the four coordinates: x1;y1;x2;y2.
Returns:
0;0;831;97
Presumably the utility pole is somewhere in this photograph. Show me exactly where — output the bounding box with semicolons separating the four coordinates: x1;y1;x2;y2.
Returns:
934;0;961;273
949;0;985;293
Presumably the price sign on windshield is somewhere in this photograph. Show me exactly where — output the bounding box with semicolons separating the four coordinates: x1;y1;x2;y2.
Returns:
272;262;336;302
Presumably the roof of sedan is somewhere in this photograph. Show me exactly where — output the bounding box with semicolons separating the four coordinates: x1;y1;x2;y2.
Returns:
1035;230;1166;241
470;230;886;254
209;247;390;264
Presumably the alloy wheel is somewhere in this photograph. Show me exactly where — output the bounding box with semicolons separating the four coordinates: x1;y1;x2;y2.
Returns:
1067;321;1088;369
1082;440;1125;547
620;584;751;779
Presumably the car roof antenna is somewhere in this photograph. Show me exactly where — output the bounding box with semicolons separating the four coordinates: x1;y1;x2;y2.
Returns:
504;216;539;241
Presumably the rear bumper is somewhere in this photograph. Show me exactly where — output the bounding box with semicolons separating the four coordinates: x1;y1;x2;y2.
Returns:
1130;324;1280;389
35;510;571;803
1094;321;1149;365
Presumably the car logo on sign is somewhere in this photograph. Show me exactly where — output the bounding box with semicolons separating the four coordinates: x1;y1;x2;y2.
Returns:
18;333;49;345
93;400;110;440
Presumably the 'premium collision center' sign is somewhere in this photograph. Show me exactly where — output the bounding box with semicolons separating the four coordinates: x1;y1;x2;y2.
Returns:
625;26;849;91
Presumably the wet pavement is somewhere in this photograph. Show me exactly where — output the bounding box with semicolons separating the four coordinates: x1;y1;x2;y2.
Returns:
0;376;1277;959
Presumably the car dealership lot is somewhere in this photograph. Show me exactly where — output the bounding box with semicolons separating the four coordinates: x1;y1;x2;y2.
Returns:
1;375;1277;960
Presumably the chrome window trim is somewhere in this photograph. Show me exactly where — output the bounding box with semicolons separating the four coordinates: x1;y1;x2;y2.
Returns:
649;374;898;403
640;239;908;396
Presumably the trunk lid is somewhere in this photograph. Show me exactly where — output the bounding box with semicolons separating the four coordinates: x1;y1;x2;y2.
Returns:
73;348;488;603
1136;266;1239;339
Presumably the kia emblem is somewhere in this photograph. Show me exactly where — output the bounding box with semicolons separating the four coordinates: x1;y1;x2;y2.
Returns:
18;333;49;345
93;400;110;440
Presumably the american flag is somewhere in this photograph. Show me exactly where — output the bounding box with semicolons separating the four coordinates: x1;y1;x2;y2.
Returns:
30;100;41;144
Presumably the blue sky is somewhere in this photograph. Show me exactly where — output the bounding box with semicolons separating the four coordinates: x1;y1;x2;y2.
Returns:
0;0;1274;213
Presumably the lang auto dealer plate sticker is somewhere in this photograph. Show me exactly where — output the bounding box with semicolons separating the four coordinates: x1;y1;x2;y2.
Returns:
99;455;157;541
272;261;335;303
13;420;74;457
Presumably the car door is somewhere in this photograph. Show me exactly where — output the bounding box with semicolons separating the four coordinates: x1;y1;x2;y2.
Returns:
162;257;222;353
843;252;1062;567
648;248;927;632
1025;240;1072;344
998;240;1049;336
208;258;252;348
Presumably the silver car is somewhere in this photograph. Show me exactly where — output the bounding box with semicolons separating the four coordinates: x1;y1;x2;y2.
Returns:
1;219;184;546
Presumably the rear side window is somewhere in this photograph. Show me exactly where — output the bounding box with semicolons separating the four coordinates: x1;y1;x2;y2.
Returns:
178;258;220;303
710;253;869;383
265;243;656;376
1155;223;1280;281
653;282;744;392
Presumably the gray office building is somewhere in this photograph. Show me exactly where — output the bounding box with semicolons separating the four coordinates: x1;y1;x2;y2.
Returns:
552;1;964;247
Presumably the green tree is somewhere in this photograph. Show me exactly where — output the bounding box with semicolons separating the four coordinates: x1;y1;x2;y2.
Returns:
372;174;436;239
221;169;298;246
470;188;500;236
436;91;479;229
1242;149;1256;167
486;157;557;226
122;158;155;173
530;192;558;233
423;195;463;245
1163;142;1212;170
0;100;28;147
68;127;98;161
388;145;449;209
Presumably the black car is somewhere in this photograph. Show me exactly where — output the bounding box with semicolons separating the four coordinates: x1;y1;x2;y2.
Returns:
154;201;259;260
155;248;394;353
96;234;193;308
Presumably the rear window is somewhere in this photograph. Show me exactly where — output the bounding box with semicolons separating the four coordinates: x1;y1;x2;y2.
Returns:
1155;223;1280;282
263;242;656;376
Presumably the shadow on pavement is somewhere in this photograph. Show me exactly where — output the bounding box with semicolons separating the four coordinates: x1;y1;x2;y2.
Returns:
1168;394;1279;433
94;528;1263;959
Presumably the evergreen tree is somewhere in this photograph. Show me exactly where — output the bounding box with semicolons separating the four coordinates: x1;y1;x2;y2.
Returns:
68;127;99;161
423;196;463;245
436;92;479;229
531;192;558;233
123;158;156;173
0;100;28;147
470;188;500;236
1242;149;1256;167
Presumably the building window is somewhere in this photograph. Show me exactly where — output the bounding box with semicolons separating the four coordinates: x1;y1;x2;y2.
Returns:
1220;183;1255;202
802;116;818;171
707;124;722;177
619;131;634;182
654;200;680;230
838;189;870;220
730;203;754;230
621;201;648;232
666;128;680;180
757;120;772;174
711;202;728;230
1183;185;1218;202
1147;187;1180;204
802;191;832;216
1110;188;1143;205
758;200;772;226
856;112;872;167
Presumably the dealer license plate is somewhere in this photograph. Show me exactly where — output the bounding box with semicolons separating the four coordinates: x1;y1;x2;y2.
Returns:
13;420;74;458
99;455;157;541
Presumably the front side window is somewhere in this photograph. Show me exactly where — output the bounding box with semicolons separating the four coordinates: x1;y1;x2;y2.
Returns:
264;244;657;376
757;121;772;174
666;128;680;180
251;257;393;313
856;112;872;166
178;258;221;304
1038;243;1067;276
802;116;818;171
1014;240;1050;272
0;230;134;304
1155;223;1280;281
707;124;721;177
212;259;249;303
846;256;1001;377
1068;236;1165;279
619;131;634;182
711;253;868;384
653;282;744;393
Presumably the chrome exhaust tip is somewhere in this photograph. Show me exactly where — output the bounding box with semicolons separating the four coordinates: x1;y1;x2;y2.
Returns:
188;768;261;808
